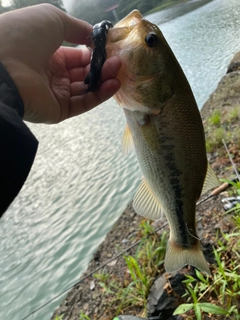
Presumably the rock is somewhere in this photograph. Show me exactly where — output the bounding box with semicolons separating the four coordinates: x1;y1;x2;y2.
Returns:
90;280;95;290
83;302;89;311
214;216;235;233
147;270;191;319
146;264;216;320
107;259;118;266
202;243;215;265
94;250;101;262
227;52;240;73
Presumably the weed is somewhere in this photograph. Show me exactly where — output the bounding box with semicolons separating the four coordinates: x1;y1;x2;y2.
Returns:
93;221;167;316
173;281;229;320
229;105;240;122
221;178;240;196
173;210;240;320
206;127;225;153
208;110;221;126
53;315;64;320
79;311;91;320
139;219;155;236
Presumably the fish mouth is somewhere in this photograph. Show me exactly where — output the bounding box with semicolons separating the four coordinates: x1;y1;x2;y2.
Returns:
107;10;145;44
115;9;143;28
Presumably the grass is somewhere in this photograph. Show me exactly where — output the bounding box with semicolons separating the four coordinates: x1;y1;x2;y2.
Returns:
54;315;64;320
174;232;240;319
205;110;225;153
79;311;91;319
53;214;240;320
204;103;240;153
206;127;225;153
173;183;240;320
54;311;91;319
92;181;240;319
54;180;240;320
229;105;240;122
93;220;167;316
208;110;221;126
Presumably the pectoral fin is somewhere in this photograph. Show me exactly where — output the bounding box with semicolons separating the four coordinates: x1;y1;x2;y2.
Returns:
201;163;221;195
133;178;164;220
122;124;134;155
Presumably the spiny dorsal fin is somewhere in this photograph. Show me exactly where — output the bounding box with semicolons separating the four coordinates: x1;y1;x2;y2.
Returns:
122;124;134;156
201;162;221;196
133;178;164;220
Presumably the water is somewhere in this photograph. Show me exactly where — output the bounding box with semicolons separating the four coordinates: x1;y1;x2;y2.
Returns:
1;0;240;319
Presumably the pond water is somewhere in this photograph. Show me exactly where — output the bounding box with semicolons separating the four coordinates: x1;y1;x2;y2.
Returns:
1;0;240;319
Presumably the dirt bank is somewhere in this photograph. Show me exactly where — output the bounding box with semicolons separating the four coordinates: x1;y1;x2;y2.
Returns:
51;53;240;320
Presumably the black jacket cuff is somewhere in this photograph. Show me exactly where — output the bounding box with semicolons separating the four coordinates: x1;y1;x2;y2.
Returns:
0;62;38;217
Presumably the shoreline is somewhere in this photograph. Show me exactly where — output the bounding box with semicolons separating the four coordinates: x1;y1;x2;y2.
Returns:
52;54;240;320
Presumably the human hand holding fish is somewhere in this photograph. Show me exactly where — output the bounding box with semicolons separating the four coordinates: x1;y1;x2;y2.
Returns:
88;10;221;274
0;4;121;124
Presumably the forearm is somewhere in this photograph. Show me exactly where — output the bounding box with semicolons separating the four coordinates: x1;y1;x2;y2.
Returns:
0;62;38;217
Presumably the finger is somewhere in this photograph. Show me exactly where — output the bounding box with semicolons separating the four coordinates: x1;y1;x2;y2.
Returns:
69;55;122;84
68;78;121;118
100;56;122;82
68;66;89;83
70;81;88;96
69;55;122;95
56;7;93;46
61;46;91;69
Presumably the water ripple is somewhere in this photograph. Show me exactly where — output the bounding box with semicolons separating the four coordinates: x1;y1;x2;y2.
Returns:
1;1;240;319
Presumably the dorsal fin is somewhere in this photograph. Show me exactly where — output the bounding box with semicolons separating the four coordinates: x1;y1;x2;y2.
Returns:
122;124;134;155
201;163;221;195
133;178;164;220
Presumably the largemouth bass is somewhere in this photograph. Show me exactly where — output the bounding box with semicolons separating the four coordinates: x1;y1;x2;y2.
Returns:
106;10;220;274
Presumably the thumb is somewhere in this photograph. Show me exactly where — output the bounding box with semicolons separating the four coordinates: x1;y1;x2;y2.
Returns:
45;4;93;46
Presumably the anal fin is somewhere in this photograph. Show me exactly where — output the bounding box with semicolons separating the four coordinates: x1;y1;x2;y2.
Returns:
133;178;164;220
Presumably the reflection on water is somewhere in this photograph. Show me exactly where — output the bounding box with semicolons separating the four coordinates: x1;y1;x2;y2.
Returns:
1;0;240;319
0;102;141;319
146;0;213;24
155;0;240;108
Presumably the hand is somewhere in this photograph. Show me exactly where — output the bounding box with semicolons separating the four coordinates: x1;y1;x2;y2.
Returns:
0;4;121;123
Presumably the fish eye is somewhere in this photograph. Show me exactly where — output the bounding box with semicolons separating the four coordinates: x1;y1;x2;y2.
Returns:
145;32;158;48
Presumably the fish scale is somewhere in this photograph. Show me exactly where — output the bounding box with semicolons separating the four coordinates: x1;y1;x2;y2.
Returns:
106;10;220;274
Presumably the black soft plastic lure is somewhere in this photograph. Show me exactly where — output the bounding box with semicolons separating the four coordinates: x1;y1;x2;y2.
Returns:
84;20;113;93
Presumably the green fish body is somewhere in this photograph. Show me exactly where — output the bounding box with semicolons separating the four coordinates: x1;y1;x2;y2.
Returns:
106;10;220;274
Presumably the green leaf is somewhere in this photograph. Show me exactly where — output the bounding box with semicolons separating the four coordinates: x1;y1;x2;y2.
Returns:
199;303;229;315
195;269;208;284
173;303;193;315
186;283;197;303
194;304;202;320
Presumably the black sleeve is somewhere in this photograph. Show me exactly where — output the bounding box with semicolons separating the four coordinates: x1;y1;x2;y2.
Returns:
0;63;38;217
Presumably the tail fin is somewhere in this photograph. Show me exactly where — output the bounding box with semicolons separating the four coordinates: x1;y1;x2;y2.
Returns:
164;240;211;274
